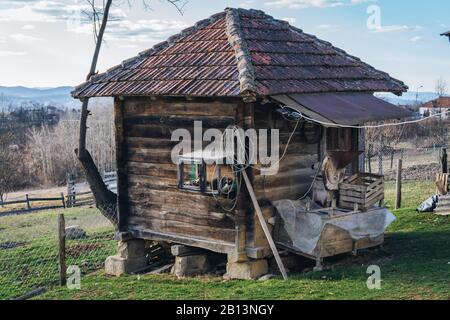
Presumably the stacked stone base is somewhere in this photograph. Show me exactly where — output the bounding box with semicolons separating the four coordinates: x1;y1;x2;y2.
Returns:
105;241;269;280
226;259;268;279
105;239;147;276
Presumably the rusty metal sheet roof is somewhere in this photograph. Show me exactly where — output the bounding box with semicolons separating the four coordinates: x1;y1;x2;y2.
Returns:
272;93;413;125
72;8;408;99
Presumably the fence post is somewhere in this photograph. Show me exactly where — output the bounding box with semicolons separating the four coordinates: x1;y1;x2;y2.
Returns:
67;174;74;208
378;135;384;175
58;214;66;286
61;192;66;209
396;159;402;210
25;194;31;211
441;148;448;174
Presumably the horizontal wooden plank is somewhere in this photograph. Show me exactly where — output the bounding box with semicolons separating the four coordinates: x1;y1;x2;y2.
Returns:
254;154;319;175
127;187;231;213
254;168;316;190
255;182;312;202
128;215;235;243
125;115;235;129
125;99;238;117
125;137;178;149
126;162;178;179
127;147;174;164
127;227;235;254
128;203;234;229
125;124;232;139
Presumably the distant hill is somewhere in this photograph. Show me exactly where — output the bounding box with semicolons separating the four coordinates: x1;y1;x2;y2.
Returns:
375;92;441;106
0;86;81;109
0;86;114;110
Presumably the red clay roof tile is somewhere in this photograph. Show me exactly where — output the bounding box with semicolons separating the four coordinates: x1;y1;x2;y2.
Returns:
72;8;407;99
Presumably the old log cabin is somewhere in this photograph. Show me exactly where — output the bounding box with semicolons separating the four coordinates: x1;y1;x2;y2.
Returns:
72;8;409;278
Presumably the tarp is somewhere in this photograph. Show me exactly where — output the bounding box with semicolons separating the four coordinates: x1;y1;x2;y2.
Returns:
272;93;412;126
273;199;396;255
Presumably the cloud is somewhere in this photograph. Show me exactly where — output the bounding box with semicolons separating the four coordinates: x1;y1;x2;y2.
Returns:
21;24;36;30
373;25;422;33
410;36;423;43
264;0;373;9
0;50;28;56
0;1;187;43
239;0;256;8
68;18;189;43
10;33;43;41
316;24;338;29
0;1;122;23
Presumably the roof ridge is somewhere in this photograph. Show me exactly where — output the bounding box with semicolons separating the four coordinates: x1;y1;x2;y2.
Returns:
225;8;258;101
72;11;226;98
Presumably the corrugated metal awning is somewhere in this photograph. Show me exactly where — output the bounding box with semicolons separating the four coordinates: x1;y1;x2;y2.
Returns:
271;93;412;126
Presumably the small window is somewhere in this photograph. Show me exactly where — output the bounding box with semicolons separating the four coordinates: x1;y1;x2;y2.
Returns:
177;150;236;195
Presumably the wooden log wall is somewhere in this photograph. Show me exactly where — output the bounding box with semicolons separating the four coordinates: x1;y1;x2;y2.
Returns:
120;97;243;252
246;103;322;251
253;104;321;203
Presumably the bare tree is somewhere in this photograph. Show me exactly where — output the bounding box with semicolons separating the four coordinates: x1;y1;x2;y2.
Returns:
0;133;16;204
26;107;115;187
435;77;448;97
77;0;187;226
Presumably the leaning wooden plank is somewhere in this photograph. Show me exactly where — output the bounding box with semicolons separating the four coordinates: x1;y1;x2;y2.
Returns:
242;170;288;280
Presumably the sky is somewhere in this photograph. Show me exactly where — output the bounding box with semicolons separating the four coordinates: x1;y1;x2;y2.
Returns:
0;0;449;92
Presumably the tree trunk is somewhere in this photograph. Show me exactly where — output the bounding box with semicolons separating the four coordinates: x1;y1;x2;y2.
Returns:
76;0;118;226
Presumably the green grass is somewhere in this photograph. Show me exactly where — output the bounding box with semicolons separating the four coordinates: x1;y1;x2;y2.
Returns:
36;181;450;300
0;208;115;299
1;181;448;300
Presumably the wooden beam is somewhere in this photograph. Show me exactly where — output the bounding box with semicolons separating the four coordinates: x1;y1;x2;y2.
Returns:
395;159;402;210
58;214;66;286
241;170;288;280
115;97;127;231
128;227;235;255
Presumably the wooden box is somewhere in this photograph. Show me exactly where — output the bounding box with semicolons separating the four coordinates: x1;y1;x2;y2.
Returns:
436;173;449;196
338;173;384;211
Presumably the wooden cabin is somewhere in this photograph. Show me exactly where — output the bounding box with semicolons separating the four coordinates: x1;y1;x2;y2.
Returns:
73;8;409;279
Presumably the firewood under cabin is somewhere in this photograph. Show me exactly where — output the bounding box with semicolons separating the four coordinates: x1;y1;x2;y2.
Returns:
72;8;411;279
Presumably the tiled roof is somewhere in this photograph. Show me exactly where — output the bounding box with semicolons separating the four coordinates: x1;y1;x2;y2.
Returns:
72;8;408;99
423;97;450;109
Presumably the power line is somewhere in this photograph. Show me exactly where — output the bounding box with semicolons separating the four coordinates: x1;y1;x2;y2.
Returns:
281;106;449;129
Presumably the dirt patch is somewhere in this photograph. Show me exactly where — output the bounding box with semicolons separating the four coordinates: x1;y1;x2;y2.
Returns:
384;163;441;181
66;243;105;258
0;241;27;250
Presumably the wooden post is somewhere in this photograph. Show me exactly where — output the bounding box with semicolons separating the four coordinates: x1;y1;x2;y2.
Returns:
241;170;288;280
58;214;66;286
25;194;31;210
441;148;448;174
61;192;66;209
395;159;402;210
66;174;74;208
378;134;384;175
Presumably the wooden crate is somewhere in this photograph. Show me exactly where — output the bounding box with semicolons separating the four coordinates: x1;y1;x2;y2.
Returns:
436;173;449;195
338;173;384;211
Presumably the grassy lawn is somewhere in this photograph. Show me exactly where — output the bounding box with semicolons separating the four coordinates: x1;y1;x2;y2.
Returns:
35;181;449;300
0;208;115;299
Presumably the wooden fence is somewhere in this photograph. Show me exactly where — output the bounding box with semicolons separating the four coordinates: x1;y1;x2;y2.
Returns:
0;172;117;216
0;193;66;216
66;172;117;208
